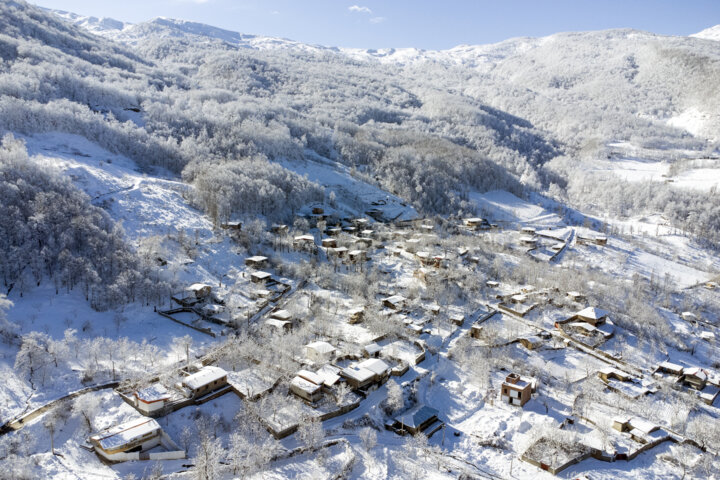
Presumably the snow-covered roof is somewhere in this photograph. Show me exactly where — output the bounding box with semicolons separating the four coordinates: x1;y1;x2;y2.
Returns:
395;404;438;429
183;366;227;390
265;319;290;330
294;234;314;242
629;417;657;434
316;365;341;387
576;307;609;320
341;366;375;383
520;235;536;242
296;369;324;385
383;295;406;305
291;376;322;394
251;271;272;279
271;309;292;321
659;361;684;373
246;255;267;262
358;358;390;376
91;417;161;451
188;283;210;291
306;341;336;355
349;249;363;256
683;367;708;381
134;383;170;403
364;343;382;355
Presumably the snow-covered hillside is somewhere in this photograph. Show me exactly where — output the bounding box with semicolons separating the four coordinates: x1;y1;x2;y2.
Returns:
1;1;720;479
691;24;720;41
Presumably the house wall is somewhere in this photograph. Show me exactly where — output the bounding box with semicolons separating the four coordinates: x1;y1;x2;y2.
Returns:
189;376;228;398
136;398;167;414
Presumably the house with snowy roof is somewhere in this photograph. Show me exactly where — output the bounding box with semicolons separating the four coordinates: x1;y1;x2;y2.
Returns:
305;341;336;364
181;366;228;398
133;383;171;415
89;417;169;462
387;404;443;436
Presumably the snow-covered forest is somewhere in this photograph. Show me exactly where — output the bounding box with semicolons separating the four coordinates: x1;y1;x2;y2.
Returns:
1;0;720;479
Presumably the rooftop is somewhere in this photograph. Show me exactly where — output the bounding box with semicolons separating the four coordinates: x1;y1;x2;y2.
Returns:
183;366;227;390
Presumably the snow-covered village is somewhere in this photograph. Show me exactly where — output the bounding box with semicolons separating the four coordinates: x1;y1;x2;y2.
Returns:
1;1;720;479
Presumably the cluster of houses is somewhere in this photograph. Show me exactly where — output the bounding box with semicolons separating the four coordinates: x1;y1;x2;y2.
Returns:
653;361;720;405
555;307;615;347
91;364;233;463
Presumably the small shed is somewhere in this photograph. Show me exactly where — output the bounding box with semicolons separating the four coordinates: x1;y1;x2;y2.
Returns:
449;313;465;326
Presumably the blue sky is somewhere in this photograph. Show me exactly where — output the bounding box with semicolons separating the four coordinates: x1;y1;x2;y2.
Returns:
33;0;720;49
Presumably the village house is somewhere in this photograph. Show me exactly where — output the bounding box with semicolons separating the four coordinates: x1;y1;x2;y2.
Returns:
519;235;537;247
265;318;292;332
132;383;171;415
564;306;609;327
566;291;586;303
519;335;544;350
186;283;212;299
340;365;376;390
326;226;342;236
364;342;382;357
682;367;709;390
464;217;491;230
577;234;608;246
305;341;336;364
220;221;242;231
348;307;364;324
382;295;406;310
348;249;367;263
387;404;442;436
329;246;349;258
598;367;632;383
404;238;421;253
449;313;465;326
290;370;324;403
655;360;684;376
89;417;171;462
271;224;289;235
321;238;337;248
293;234;315;247
181;366;228;398
520;227;536;235
245;255;268;269
250;271;272;284
486;280;500;288
341;358;391;390
501;373;537;407
270;309;292;322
